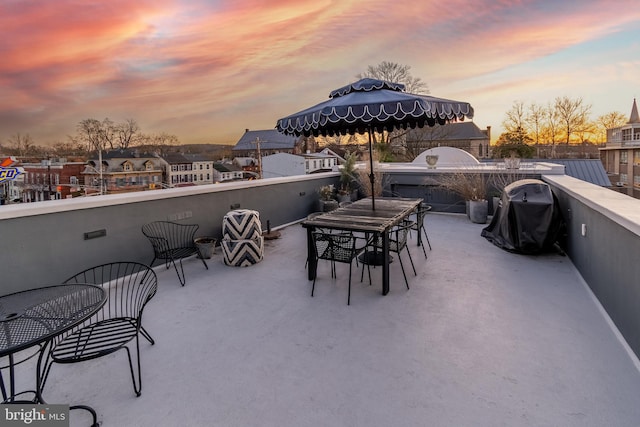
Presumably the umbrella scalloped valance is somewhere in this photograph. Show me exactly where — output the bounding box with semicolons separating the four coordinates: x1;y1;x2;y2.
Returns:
328;78;405;98
275;78;474;210
276;78;474;138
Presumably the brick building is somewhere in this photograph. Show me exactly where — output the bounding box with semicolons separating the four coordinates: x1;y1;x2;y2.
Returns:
19;159;86;202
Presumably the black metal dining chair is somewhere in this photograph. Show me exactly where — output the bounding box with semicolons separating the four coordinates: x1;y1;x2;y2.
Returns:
410;203;432;258
311;230;364;305
363;220;416;290
39;262;158;399
142;221;208;286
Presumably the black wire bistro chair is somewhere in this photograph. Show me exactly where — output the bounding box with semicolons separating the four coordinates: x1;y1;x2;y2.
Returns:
39;262;158;401
311;230;365;305
142;221;208;286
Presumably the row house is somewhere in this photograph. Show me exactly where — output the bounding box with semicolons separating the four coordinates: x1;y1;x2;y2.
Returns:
160;153;197;187
183;154;215;185
213;162;244;182
600;99;640;199
232;129;313;158
84;150;163;194
19;159;85;202
261;150;341;178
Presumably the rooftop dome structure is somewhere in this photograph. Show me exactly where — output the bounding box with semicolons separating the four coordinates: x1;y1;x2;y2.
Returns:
412;146;480;167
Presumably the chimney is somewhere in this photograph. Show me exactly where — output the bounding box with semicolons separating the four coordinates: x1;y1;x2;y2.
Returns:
245;128;249;133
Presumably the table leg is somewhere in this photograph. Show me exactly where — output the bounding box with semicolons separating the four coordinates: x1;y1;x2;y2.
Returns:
382;230;390;295
36;340;99;426
1;351;40;403
306;227;317;281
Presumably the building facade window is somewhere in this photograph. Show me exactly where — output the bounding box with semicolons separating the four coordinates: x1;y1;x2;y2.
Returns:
620;173;628;183
634;150;640;165
620;151;628;164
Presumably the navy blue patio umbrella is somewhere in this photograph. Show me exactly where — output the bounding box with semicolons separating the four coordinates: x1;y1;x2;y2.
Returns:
276;78;474;209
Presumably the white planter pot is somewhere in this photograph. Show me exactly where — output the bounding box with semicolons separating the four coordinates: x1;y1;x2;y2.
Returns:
195;237;217;259
468;199;488;224
425;155;439;169
337;193;351;203
320;199;339;212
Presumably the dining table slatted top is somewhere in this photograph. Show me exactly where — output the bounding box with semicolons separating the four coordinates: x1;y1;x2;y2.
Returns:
302;197;422;233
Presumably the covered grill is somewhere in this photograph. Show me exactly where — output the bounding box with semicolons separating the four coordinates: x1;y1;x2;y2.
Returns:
481;179;563;254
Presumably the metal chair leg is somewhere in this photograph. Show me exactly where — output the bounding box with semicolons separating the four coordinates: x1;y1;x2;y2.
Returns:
406;246;417;276
347;262;353;305
422;226;432;250
170;257;186;286
69;405;99;427
124;338;143;397
397;253;410;290
419;240;428;259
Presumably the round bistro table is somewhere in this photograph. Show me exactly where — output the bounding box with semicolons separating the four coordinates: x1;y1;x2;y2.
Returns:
0;284;106;425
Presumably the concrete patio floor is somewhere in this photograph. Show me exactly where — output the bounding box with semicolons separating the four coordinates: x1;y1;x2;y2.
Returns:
31;213;640;426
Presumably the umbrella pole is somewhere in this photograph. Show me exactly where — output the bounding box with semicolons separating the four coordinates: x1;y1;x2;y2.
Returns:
368;127;375;211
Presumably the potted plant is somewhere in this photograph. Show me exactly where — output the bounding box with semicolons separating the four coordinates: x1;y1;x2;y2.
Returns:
438;169;490;224
504;152;521;170
354;151;387;198
194;236;217;259
489;167;527;215
318;184;338;212
338;151;357;202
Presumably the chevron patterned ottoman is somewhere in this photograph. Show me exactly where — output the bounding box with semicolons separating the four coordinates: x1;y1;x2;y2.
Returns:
222;209;264;266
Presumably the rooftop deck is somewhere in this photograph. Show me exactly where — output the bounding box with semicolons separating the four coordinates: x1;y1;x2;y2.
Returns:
28;213;640;426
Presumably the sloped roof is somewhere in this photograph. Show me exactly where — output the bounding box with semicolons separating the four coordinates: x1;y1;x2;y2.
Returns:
537;159;611;187
100;149;155;159
161;153;191;164
183;153;212;162
214;162;242;172
233;129;298;151
407;122;488;141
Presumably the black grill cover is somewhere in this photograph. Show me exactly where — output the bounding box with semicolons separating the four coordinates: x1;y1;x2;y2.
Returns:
481;179;562;254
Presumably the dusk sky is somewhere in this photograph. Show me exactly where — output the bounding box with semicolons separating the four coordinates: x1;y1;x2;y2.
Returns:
1;0;639;147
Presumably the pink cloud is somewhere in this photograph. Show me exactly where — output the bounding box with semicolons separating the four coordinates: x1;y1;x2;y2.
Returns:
1;0;639;145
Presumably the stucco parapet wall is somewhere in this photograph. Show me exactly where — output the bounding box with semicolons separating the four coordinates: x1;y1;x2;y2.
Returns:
543;174;640;236
363;161;565;175
0;172;339;220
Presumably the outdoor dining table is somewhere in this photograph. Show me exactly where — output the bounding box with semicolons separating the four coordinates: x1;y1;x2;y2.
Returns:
303;197;422;295
0;284;106;419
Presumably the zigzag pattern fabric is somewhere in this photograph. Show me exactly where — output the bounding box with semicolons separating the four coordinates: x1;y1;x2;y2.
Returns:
222;209;264;267
222;209;262;240
221;237;264;267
